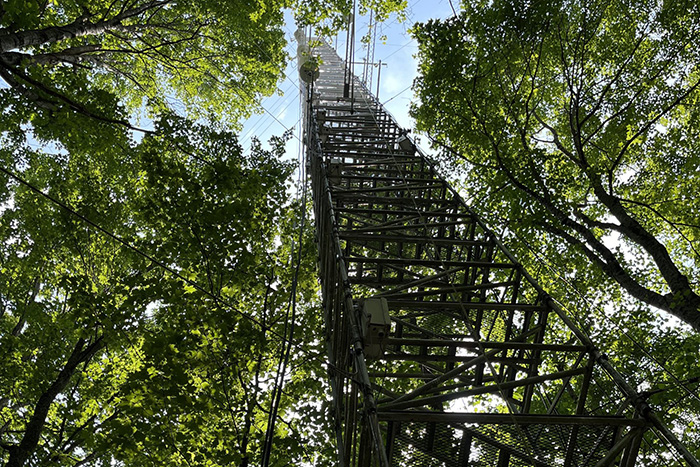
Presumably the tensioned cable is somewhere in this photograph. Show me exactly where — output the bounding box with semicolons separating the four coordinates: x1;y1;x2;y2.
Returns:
4;157;332;459
461;177;700;406
200;56;302;145
367;13;378;91
448;0;457;16
239;81;297;144
361;9;373;83
260;149;309;467
350;31;672;456
206;42;316;455
239;29;313;148
378;39;417;61
4;21;342;463
643;429;682;467
407;0;700;414
180;26;326;459
240;101;299;149
261;24;316;466
243;108;301;151
332;0;422;67
381;83;412;105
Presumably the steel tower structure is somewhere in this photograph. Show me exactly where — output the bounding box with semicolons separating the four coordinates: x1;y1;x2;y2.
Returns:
300;40;698;467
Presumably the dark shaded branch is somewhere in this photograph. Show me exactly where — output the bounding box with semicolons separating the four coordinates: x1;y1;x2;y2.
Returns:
589;178;699;287
0;59;153;133
11;275;42;336
618;197;700;259
532;111;578;163
579;24;649;129
5;337;105;467
466;96;700;329
0;65;56;110
535;219;670;309
425;133;497;170
610;77;700;176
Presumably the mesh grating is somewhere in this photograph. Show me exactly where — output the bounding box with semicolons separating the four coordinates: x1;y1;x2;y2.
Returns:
387;421;617;467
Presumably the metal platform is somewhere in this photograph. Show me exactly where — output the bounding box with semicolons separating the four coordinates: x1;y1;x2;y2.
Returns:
302;40;697;467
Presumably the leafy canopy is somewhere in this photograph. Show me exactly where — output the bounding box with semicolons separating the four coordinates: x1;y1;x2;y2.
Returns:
412;0;700;331
412;0;700;455
0;112;335;466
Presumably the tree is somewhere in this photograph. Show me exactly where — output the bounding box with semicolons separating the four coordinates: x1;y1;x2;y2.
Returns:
411;0;700;332
0;0;289;153
0;113;335;466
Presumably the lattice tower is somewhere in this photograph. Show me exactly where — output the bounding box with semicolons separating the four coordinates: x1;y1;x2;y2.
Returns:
300;40;698;467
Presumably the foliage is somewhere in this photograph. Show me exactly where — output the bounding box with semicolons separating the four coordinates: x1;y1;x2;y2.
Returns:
0;0;406;149
0;114;336;465
412;0;700;331
0;0;406;127
0;0;287;130
295;0;407;36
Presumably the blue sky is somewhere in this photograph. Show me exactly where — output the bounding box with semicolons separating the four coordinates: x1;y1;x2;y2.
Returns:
239;1;457;163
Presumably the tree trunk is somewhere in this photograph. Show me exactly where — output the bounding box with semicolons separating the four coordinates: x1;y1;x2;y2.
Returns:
0;1;171;53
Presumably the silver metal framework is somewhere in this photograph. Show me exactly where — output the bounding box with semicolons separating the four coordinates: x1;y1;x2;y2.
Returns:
302;41;698;467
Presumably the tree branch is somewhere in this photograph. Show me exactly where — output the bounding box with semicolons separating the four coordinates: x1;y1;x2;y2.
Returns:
610;77;700;176
0;58;153;134
5;336;105;467
535;219;670;309
619;197;700;259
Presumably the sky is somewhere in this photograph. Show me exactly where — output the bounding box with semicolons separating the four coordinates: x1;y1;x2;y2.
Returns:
238;0;458;168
